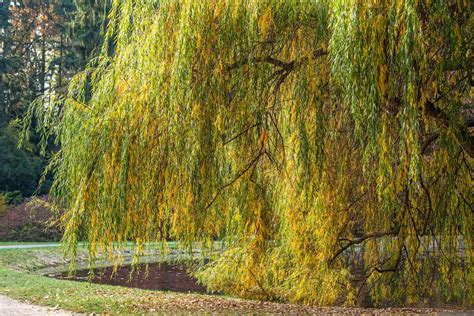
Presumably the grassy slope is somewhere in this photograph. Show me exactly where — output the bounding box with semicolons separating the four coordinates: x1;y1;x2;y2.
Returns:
0;246;145;313
0;245;250;314
1;246;469;314
0;267;151;314
0;246;195;314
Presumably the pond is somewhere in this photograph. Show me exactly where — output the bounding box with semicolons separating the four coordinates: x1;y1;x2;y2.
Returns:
53;262;208;293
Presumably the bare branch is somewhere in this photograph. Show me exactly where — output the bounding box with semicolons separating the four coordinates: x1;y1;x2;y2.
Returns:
329;230;399;265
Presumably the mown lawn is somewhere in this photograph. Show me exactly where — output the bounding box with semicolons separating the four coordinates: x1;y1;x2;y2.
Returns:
0;244;287;314
0;245;197;314
1;246;468;314
0;245;231;314
0;245;149;313
1;266;154;314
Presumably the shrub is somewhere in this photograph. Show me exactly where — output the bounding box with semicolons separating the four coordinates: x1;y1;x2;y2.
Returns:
0;196;62;241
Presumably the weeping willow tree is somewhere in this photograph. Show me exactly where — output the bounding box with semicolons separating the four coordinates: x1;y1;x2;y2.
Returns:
25;0;472;307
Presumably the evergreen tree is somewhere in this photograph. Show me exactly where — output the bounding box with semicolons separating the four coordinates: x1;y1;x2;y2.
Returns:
69;0;111;68
1;0;106;197
0;0;11;122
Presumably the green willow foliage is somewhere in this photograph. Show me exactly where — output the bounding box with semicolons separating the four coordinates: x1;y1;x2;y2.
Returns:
26;0;472;306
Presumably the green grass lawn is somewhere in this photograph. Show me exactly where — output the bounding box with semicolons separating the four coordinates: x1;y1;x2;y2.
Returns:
0;243;233;314
0;246;151;313
0;245;469;314
0;266;160;314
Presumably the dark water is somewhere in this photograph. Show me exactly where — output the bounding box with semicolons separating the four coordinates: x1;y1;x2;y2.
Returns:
54;262;208;293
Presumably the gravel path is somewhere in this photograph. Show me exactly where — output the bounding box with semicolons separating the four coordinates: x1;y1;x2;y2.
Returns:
0;295;71;315
0;244;60;250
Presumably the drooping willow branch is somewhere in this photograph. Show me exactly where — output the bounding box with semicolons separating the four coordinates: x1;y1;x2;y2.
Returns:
24;0;472;306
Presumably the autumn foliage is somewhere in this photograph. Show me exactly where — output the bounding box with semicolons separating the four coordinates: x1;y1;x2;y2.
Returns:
26;0;472;307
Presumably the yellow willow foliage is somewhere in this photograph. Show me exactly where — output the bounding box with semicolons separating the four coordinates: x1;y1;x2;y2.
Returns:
24;0;472;306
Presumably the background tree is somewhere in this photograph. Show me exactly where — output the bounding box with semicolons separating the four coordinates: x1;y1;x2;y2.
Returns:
29;0;472;307
1;0;108;198
0;0;10;116
0;0;61;196
69;0;110;68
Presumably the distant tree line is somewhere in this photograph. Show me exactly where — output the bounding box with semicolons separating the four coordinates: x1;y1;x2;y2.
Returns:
0;0;109;199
